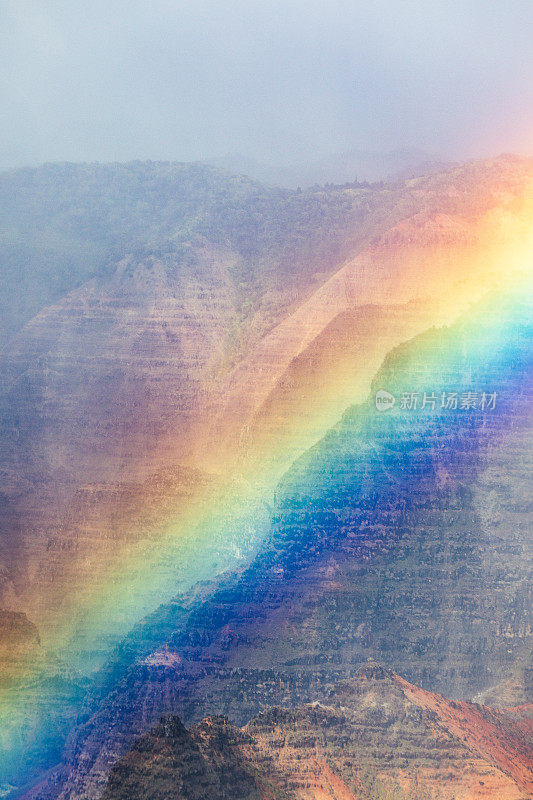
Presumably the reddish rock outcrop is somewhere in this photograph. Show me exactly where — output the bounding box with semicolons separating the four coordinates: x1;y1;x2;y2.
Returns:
100;667;533;800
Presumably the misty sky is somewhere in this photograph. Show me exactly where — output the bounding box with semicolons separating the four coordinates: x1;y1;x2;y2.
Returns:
1;0;532;170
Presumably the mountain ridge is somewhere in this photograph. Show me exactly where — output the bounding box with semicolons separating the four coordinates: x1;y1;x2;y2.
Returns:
99;665;533;800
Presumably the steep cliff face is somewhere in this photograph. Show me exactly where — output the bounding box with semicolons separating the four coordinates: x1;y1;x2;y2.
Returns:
2;160;381;617
101;667;533;800
31;289;532;800
244;667;533;800
169;292;531;702
0;246;239;629
2;158;533;798
2;157;531;651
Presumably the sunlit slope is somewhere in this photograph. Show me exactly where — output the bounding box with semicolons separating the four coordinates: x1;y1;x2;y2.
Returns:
203;188;533;477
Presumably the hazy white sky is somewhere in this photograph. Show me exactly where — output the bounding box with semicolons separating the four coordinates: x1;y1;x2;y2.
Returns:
1;0;532;169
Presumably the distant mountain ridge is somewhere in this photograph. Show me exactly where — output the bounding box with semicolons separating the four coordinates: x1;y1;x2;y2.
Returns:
206;146;450;188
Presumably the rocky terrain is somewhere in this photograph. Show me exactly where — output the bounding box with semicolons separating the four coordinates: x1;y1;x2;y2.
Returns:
101;716;282;800
100;666;533;800
1;156;532;649
20;287;532;800
0;156;532;798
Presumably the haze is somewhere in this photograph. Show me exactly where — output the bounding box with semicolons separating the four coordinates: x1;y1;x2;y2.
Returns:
1;0;533;175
